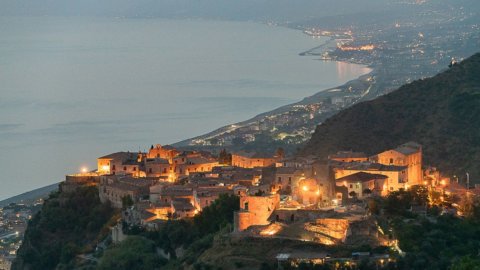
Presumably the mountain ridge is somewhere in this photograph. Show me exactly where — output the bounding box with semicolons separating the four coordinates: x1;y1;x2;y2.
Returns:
301;53;480;181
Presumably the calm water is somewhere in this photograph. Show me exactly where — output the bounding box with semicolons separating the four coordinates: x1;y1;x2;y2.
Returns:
0;17;370;200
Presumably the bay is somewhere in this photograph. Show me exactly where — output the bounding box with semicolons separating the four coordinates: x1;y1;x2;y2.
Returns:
0;17;370;200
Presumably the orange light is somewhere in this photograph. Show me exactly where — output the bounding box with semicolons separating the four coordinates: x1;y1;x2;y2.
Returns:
441;180;446;186
302;186;308;192
81;167;88;173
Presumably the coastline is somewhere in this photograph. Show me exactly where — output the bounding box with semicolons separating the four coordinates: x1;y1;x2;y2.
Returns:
175;26;377;149
0;19;374;202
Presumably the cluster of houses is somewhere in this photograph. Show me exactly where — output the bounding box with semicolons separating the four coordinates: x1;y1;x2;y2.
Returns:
63;141;465;235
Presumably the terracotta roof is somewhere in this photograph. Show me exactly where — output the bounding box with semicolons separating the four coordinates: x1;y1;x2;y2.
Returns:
98;152;136;160
331;161;407;172
336;172;388;183
234;151;275;159
329;151;367;159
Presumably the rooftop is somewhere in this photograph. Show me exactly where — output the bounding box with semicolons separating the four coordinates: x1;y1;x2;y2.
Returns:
98;151;138;160
329;151;367;159
336;172;388;183
331;161;407;172
233;151;275;159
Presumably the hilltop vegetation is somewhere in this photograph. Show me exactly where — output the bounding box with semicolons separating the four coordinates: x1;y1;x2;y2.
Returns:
12;187;116;270
302;53;480;181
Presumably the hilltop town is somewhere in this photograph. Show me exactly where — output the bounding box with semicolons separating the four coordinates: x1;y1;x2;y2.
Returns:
14;139;470;269
5;52;480;270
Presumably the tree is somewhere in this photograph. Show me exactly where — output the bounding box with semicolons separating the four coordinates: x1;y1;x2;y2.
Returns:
451;256;480;270
121;195;134;209
410;185;428;206
97;236;166;270
363;188;372;197
366;197;380;215
275;147;285;159
218;149;232;165
12;187;115;270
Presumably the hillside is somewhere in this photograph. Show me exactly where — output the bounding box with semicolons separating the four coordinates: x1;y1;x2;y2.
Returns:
12;187;116;270
0;183;59;207
302;53;480;181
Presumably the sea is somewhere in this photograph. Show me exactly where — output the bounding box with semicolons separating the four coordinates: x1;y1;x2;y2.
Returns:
0;16;371;200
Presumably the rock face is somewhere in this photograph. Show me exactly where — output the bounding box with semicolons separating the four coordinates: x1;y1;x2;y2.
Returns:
305;218;350;245
302;53;480;180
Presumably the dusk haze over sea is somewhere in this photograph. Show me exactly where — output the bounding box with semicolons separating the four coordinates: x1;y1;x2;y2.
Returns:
0;17;370;200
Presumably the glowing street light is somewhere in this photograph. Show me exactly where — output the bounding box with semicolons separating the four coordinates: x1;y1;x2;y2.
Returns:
302;186;308;192
81;167;88;173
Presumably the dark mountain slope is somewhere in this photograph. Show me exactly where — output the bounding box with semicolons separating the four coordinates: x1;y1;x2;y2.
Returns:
302;53;480;181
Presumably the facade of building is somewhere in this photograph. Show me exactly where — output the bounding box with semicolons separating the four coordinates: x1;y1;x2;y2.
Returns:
98;176;155;208
335;172;388;198
370;142;422;185
97;152;145;177
332;162;408;192
329;151;368;163
232;151;279;168
234;193;280;232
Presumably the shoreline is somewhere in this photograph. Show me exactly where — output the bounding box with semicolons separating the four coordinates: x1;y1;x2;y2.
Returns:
0;19;375;202
175;25;378;148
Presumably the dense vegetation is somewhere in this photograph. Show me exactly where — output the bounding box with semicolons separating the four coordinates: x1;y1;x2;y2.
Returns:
12;187;116;270
369;187;480;270
108;193;240;269
97;236;166;270
302;53;480;181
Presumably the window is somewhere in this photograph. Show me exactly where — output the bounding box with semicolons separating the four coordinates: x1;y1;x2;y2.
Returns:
389;158;394;164
149;168;152;173
163;168;167;173
112;165;116;170
244;202;249;211
123;166;127;171
133;167;136;171
278;177;282;183
350;184;353;188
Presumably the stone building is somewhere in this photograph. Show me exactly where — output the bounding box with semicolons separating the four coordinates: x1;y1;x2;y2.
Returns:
329;151;368;163
232;151;279;168
370;142;422;185
98;176;155;208
234;193;280;232
97;152;145;177
332;161;408;192
147;144;179;160
335;172;388;198
60;172;100;193
193;186;233;210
